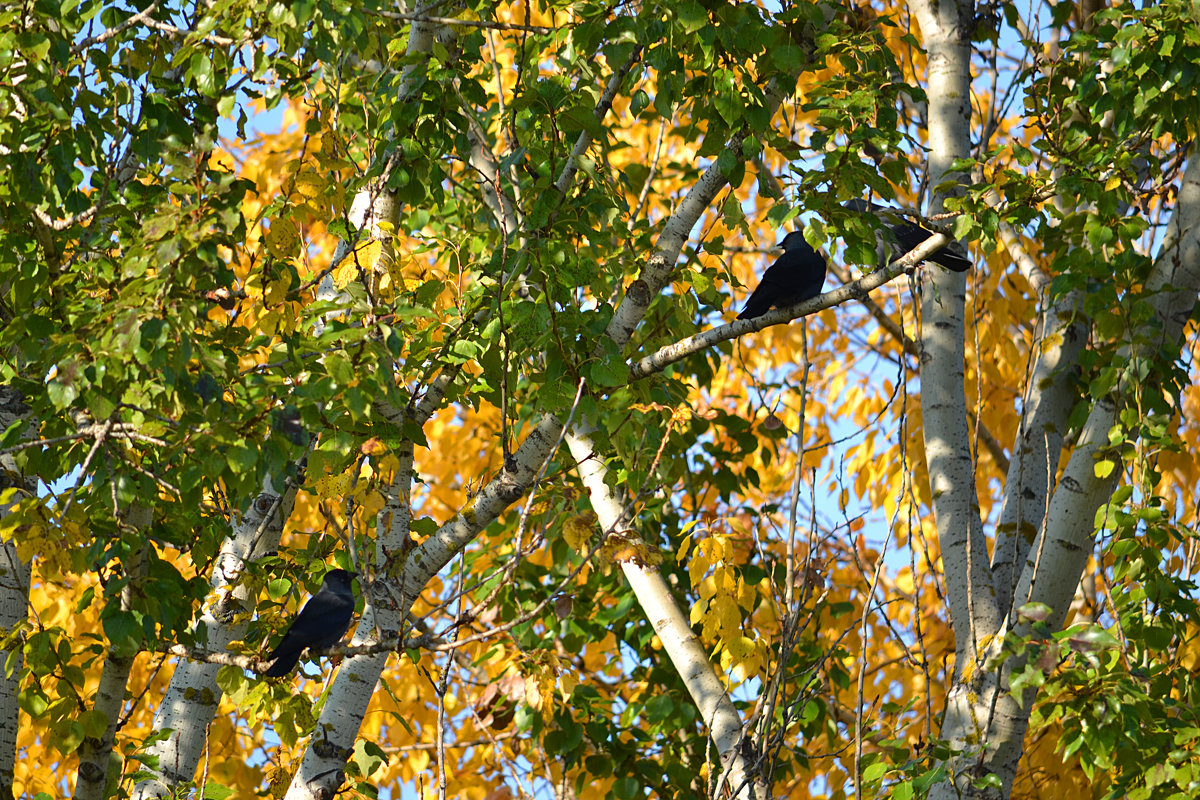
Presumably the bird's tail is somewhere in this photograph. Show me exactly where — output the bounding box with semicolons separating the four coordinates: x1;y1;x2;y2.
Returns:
933;246;972;272
263;643;302;677
737;294;771;321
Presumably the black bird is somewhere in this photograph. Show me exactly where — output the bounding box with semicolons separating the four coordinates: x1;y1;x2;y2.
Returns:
736;231;827;320
262;569;357;677
845;199;972;272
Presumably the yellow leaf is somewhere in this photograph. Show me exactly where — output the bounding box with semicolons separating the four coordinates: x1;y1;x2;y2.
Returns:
559;672;577;700
714;595;741;636
376;454;400;479
355;240;382;272
524;675;543;709
264;277;289;306
361;437;387;456
726;635;755;659
562;512;597;552
359;491;385;519
736;578;755;611
264;217;297;258
257;309;280;333
294;173;325;201
731;649;763;682
676;533;692;561
408;748;430;773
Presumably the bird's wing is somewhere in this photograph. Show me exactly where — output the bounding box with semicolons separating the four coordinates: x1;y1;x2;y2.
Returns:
737;277;781;320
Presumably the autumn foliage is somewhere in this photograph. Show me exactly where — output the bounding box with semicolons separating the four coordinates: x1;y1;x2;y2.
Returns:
2;1;1199;800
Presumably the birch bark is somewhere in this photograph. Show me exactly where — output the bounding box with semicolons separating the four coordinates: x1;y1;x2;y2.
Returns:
131;486;293;799
907;0;1200;791
0;387;33;800
74;507;151;800
908;0;1023;795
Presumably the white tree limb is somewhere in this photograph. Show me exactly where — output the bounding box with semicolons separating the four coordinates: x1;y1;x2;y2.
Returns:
566;429;766;799
0;387;33;800
910;0;1000;654
990;286;1087;609
75;507;152;800
1019;155;1200;625
131;488;293;799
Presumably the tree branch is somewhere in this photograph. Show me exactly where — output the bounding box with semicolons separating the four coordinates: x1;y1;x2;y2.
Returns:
375;10;555;34
628;232;953;381
1018;155;1200;626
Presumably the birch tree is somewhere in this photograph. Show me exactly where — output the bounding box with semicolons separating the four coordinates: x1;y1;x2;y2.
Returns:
2;1;1199;800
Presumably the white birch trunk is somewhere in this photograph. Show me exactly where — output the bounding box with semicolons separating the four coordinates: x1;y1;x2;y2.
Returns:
0;389;32;800
0;539;25;800
131;486;292;799
909;0;999;662
75;507;151;800
931;158;1200;798
991;288;1087;606
908;0;1019;795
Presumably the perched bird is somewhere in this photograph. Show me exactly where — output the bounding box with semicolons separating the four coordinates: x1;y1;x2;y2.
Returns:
736;231;828;320
262;569;357;677
844;198;972;272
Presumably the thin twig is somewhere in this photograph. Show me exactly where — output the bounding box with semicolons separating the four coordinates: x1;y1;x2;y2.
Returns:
32;205;100;231
140;18;241;47
59;418;115;518
373;10;555;34
71;1;161;52
382;730;518;753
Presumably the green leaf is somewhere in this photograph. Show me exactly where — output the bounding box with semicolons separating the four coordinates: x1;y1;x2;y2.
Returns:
717;149;739;179
325;351;355;385
202;782;235;800
350;738;388;778
1064;624;1119;651
541;379;581;411
588;359;626;388
103;609;142;652
47;377;78;410
645;693;675;723
53;720;85;754
862;760;888;783
722;194;745;229
613;776;640;800
225;445;257;473
630;89;650;117
19;688;49;718
1008;662;1045;704
676;2;707;33
713;74;743;125
79;708;109;739
1142;624;1172;651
